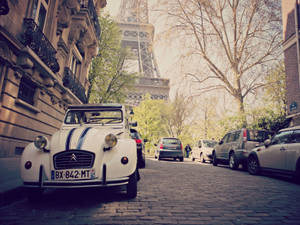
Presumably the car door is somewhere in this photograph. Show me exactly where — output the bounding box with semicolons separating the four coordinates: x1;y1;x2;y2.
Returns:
285;129;300;171
258;131;292;170
217;133;230;159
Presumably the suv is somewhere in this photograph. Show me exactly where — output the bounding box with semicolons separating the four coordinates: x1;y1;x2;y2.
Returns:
192;139;218;163
212;128;270;170
155;137;184;161
130;128;147;168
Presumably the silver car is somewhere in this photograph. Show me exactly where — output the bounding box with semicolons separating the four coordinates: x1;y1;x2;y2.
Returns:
192;139;218;163
212;128;270;170
155;137;184;161
248;126;300;182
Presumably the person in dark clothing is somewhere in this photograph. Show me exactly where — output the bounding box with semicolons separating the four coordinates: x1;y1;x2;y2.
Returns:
184;144;192;158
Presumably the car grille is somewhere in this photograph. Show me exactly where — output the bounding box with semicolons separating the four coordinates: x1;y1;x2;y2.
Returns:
53;150;95;170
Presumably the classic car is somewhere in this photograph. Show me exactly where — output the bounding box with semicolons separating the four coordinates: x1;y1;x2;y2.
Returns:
20;104;139;201
191;139;218;163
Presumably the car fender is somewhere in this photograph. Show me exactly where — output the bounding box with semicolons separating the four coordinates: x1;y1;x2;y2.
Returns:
20;143;51;182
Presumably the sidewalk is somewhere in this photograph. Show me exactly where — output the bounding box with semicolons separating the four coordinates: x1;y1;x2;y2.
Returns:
0;157;25;206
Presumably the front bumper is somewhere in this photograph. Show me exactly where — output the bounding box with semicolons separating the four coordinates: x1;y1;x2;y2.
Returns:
24;177;129;188
23;165;130;188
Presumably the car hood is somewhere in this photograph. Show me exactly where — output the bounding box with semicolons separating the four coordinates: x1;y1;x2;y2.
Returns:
49;126;124;155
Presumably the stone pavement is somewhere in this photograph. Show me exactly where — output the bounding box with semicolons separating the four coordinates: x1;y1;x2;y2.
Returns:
1;158;300;225
0;157;24;206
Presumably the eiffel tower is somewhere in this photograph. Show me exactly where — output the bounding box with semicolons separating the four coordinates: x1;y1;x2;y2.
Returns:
118;0;170;106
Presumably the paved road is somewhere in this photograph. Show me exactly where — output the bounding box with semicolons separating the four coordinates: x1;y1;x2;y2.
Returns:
1;158;300;225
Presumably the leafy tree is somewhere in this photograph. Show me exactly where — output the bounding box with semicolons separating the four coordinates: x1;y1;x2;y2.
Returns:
133;94;168;153
88;14;136;103
157;0;282;125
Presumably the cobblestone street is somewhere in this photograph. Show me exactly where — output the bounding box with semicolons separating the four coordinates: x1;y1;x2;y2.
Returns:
1;158;300;225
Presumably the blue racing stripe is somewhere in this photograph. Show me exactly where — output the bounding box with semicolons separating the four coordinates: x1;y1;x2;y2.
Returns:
76;127;92;149
65;128;76;150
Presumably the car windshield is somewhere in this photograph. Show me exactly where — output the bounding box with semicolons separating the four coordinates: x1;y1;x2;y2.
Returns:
130;129;141;139
163;138;181;145
203;140;217;148
247;130;270;142
64;109;123;125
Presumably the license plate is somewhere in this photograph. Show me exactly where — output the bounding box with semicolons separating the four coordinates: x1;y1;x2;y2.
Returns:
51;169;95;180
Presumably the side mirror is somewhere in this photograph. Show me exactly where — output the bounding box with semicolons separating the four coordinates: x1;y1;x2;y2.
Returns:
264;139;271;148
144;139;148;142
129;121;137;127
219;140;223;145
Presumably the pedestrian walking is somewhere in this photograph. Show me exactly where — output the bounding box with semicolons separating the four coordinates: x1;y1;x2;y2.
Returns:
184;144;191;158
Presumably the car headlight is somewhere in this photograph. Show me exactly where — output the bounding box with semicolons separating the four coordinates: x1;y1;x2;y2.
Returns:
105;133;118;148
34;135;48;150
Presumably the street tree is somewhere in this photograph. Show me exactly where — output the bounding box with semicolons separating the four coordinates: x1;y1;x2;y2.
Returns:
133;94;168;152
88;14;136;103
156;0;282;125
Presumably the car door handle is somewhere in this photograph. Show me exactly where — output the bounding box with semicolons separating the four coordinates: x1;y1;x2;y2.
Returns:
280;147;286;151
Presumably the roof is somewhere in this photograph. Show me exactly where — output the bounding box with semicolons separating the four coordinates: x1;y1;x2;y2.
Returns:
279;125;300;132
67;103;123;110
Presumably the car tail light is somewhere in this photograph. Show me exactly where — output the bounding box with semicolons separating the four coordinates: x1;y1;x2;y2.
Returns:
160;143;163;149
135;139;142;144
180;143;183;150
243;129;247;142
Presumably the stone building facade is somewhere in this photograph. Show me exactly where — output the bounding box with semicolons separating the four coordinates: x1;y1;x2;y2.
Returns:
0;0;106;157
282;0;300;126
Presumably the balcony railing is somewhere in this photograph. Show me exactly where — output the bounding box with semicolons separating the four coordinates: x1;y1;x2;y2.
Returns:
21;18;60;73
63;67;88;103
80;0;101;39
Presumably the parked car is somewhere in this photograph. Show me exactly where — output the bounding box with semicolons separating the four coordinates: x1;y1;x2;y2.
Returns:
155;137;184;161
212;128;271;170
248;126;300;182
192;139;218;163
20;103;139;201
130;128;147;168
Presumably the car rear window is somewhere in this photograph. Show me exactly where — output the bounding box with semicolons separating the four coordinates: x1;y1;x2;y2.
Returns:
163;138;181;145
203;140;217;148
247;130;270;142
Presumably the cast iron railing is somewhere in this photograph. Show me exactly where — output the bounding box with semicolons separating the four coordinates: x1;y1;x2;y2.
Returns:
63;67;88;103
80;0;101;39
21;18;60;73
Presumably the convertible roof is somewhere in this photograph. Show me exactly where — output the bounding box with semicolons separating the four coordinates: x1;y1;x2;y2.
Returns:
67;103;123;110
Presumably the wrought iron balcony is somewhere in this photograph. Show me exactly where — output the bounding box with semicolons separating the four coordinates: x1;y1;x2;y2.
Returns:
80;0;101;39
21;18;60;73
63;67;88;103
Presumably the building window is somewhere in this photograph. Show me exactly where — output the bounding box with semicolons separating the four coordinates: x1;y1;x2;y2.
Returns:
18;77;37;105
32;0;49;31
70;54;81;77
70;46;82;78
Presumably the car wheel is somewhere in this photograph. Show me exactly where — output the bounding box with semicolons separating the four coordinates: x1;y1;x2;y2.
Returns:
200;153;205;163
158;156;161;160
293;158;300;184
212;152;218;166
179;157;184;162
192;157;195;161
229;152;239;170
27;188;43;203
140;159;146;168
248;155;260;175
126;170;138;198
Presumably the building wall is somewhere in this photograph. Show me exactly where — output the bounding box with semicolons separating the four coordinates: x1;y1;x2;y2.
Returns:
0;0;106;157
282;0;300;126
